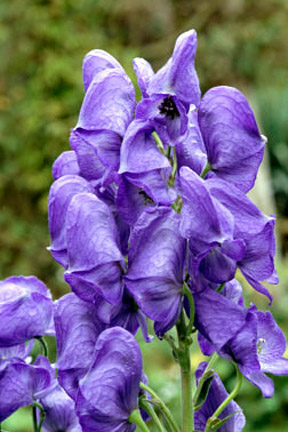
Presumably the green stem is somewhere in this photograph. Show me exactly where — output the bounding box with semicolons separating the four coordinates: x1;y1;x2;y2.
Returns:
200;162;211;179
35;337;49;357
32;405;38;432
204;367;243;432
176;314;194;432
216;283;225;293
193;353;219;409
33;401;46;432
153;132;165;155
129;409;150;432
140;383;180;432
140;400;165;432
183;284;194;336
171;147;177;179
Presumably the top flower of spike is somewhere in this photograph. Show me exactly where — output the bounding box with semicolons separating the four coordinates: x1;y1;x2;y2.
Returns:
133;29;201;146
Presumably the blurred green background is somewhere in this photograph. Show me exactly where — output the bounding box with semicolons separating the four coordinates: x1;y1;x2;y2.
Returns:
1;0;288;430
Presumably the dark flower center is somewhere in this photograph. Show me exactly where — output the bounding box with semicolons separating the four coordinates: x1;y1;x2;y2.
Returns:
139;190;154;205
158;96;180;120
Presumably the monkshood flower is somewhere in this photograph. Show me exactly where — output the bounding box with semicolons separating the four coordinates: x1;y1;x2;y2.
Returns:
175;109;207;176
206;177;278;301
194;362;245;431
134;30;201;146
64;192;124;304
0;355;51;422
190;276;248;352
118;119;177;207
198;86;265;193
180;167;277;301
179;166;246;284
95;287;152;343
54;293;107;399
40;385;82;432
218;309;288;398
70;58;136;186
33;355;82;432
125;207;186;337
75;327;144;432
0;276;54;347
52;151;80;180
48;174;94;268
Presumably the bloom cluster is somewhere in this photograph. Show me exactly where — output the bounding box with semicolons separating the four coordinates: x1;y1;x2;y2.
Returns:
0;29;287;432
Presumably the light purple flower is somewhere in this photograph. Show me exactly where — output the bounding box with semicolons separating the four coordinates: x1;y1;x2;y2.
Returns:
0;276;54;347
119;119;176;206
199;86;265;192
64;192;124;305
55;293;107;399
125;207;186;336
0;356;52;422
48;174;94;268
75;327;143;432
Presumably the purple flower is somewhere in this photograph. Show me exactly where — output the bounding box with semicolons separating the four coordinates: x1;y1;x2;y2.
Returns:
52;151;80;180
64;192;124;305
198;86;265;192
48;174;94;268
219;310;288;398
75;327;143;432
54;293;107;399
194;362;245;431
0;356;52;422
71;66;135;186
125;207;186;336
118;119;176;206
179;167;246;283
133;30;201;146
0;276;54;347
179;167;277;300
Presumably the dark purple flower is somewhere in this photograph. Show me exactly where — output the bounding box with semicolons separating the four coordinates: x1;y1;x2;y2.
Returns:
125;207;186;336
0;356;52;422
75;327;143;432
191;280;248;352
199;86;265;193
64;193;124;305
95;287;152;343
119;120;176;206
0;276;54;347
48;175;94;268
194;362;245;431
55;293;107;399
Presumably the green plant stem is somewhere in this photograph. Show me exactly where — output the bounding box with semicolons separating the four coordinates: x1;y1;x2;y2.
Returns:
140;383;180;432
35;336;49;357
193;353;219;409
183;284;194;336
32;405;38;432
176;313;194;432
204;367;243;432
129;409;150;432
140;400;165;432
171;147;177;179
200;162;211;179
32;401;46;432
